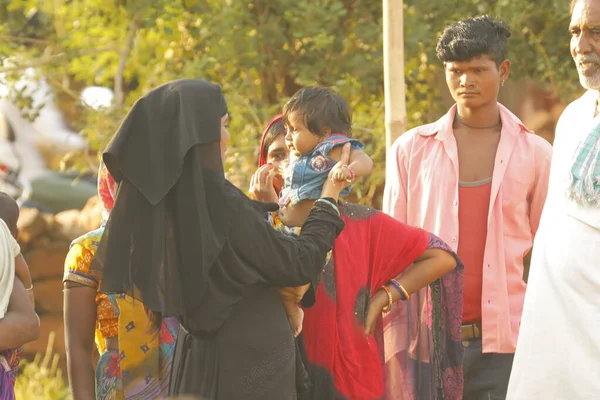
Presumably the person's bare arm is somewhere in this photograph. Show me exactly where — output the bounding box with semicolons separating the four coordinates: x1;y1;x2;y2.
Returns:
15;254;34;304
329;146;374;179
365;248;457;334
64;282;98;400
0;278;40;350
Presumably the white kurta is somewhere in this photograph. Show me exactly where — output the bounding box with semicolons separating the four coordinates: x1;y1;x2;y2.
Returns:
507;90;600;400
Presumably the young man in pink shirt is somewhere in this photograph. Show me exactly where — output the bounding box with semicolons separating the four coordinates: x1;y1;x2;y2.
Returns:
383;16;552;400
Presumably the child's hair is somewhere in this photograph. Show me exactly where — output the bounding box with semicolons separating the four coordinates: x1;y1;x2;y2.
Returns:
261;118;286;161
0;192;19;237
282;86;352;137
436;15;511;66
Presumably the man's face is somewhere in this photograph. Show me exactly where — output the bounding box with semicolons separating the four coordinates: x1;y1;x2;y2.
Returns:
444;56;510;110
570;0;600;90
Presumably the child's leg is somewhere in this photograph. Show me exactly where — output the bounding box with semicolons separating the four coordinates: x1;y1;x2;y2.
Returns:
280;294;304;337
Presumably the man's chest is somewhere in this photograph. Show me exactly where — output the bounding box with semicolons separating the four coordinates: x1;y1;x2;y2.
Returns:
455;133;501;182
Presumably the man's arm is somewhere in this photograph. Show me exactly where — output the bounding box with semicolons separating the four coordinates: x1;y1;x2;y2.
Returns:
0;278;40;350
382;139;410;223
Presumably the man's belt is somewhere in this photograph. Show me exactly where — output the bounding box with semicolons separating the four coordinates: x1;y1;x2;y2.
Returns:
461;323;482;341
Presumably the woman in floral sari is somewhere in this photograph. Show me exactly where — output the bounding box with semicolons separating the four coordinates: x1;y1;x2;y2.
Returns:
63;163;178;399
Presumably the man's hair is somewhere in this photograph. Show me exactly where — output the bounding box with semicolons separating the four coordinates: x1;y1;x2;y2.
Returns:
436;15;511;66
282;86;352;137
0;192;19;237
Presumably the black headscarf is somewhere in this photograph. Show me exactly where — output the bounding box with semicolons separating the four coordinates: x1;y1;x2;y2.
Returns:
90;79;233;317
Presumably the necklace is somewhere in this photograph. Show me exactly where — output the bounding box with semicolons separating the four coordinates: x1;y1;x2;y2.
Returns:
455;114;501;129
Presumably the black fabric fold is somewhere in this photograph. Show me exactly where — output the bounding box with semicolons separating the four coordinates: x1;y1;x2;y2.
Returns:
90;79;231;316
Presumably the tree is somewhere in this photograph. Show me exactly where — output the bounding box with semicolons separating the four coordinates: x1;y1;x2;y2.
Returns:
0;0;575;207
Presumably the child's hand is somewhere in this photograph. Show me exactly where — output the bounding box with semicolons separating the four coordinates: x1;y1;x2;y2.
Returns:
330;164;355;184
323;143;353;199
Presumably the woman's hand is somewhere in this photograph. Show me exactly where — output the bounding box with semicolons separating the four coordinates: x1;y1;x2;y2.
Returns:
322;143;353;200
249;164;280;203
364;287;390;335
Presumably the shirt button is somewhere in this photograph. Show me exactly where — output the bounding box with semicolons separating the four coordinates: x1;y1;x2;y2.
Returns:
453;200;458;206
451;237;457;242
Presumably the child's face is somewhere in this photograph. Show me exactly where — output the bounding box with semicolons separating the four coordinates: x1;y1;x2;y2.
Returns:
285;111;324;156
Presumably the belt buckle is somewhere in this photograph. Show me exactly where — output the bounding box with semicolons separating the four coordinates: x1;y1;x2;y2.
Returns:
461;323;480;341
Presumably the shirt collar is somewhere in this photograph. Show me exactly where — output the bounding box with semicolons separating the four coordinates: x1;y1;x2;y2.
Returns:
417;103;533;141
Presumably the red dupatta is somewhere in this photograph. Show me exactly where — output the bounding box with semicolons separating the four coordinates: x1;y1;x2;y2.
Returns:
301;203;463;400
258;114;283;168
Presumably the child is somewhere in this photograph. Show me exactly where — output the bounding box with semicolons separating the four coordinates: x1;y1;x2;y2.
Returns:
0;192;34;305
0;192;35;400
276;86;373;336
279;86;373;210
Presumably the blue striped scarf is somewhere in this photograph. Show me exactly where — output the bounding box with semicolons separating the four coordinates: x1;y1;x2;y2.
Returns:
567;119;600;206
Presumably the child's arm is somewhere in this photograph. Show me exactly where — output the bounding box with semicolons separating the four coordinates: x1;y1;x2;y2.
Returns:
15;254;34;305
328;146;373;181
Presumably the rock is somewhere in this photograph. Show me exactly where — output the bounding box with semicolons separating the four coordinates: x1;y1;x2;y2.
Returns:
17;208;48;245
33;277;65;314
23;240;70;281
54;210;88;241
22;313;65;356
78;195;102;231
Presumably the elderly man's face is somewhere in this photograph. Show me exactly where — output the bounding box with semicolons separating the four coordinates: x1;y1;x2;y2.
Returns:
570;0;600;90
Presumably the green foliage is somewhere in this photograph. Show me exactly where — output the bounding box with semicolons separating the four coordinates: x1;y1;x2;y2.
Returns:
0;0;579;205
14;332;72;400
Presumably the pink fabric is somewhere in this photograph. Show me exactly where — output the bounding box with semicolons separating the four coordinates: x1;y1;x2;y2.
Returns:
383;103;552;353
98;162;116;218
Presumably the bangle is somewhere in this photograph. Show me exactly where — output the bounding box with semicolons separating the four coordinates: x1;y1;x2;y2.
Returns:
25;284;34;291
315;198;340;216
379;285;393;313
320;197;338;205
311;201;339;218
389;279;409;301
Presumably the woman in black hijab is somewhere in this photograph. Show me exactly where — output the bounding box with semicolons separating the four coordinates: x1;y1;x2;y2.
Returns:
90;79;346;399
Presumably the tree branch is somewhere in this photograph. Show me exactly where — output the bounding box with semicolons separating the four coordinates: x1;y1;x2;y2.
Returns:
0;47;121;73
114;17;139;111
0;35;54;45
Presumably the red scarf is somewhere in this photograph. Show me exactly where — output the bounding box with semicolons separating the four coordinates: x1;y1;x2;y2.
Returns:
301;204;463;399
258;114;283;167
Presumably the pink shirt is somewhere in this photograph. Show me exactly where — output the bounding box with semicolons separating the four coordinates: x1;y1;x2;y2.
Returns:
383;104;552;353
